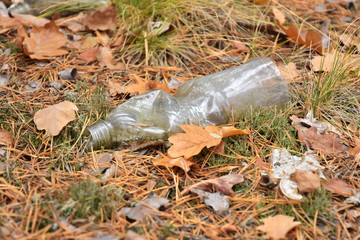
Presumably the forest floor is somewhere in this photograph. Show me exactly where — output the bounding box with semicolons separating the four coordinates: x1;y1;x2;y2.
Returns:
1;0;360;239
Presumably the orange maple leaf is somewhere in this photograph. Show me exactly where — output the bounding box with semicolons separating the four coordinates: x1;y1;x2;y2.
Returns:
256;215;301;240
19;21;68;60
168;125;222;159
152;153;196;173
168;125;249;159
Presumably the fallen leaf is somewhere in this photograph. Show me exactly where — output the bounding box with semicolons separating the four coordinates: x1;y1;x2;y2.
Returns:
277;62;300;82
97;46;125;70
77;47;99;64
349;137;360;157
345;192;360;205
19;21;68;60
324;178;355;197
126;230;146;240
183;174;244;196
34;101;78;136
168;125;248;159
122;193;169;222
153;153;197;173
0;130;14;146
229;41;250;53
125;74;172;96
191;189;230;214
56;13;87;32
256;215;301;240
168;125;222;159
272;7;326;53
312;53;341;72
220;224;238;235
95;153;112;171
291;116;349;155
292;169;321;193
272;148;325;200
85;4;117;31
102;164;116;180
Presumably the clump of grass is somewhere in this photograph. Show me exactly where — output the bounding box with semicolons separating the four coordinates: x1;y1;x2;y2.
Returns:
113;0;257;66
225;106;303;158
55;179;125;221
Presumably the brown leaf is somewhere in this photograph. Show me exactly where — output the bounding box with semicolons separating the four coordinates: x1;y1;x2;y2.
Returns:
256;215;301;240
184;174;244;196
122;193;169;222
324;178;355;197
97;46;125;70
34;101;78;136
108;79;127;96
277;62;300;82
19;21;68;59
168;125;222;159
126;74;172;96
153;153;196;173
272;8;325;53
349;137;360;157
0;130;14;146
56;13;87;32
77;47;99;64
126;230;146;240
292;169;321;193
291;116;349;155
85;4;117;31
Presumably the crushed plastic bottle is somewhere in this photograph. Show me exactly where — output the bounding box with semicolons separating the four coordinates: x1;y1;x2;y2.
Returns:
87;57;290;149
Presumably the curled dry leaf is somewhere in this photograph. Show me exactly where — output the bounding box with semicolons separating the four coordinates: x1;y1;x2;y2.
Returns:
34;101;78;136
292;169;321;193
191;188;230;214
291;115;349;155
0;129;14;146
18;21;68;60
183;174;244;196
122;193;169;222
153;153;197;173
324;178;355;197
256;215;301;240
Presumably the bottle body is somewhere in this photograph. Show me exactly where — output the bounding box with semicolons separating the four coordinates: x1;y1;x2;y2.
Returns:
87;57;289;149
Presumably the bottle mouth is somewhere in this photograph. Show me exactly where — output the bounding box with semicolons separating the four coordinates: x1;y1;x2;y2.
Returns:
86;120;113;150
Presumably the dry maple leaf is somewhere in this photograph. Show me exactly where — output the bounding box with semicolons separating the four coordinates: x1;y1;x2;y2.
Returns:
34;101;78;136
183;174;244;196
168;125;222;159
168;125;249;159
0;130;14;146
277;62;300;82
292;169;321;193
19;21;68;60
256;215;301;240
153;153;196;173
77;47;99;64
125;74;172;96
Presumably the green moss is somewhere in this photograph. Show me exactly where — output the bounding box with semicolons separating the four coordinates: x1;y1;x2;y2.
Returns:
56;180;125;221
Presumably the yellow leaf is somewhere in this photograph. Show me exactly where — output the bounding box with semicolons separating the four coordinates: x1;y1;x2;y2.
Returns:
256;215;301;240
34;101;78;136
168;125;222;159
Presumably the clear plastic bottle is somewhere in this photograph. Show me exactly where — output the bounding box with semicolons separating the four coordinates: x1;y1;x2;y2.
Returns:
87;57;290;149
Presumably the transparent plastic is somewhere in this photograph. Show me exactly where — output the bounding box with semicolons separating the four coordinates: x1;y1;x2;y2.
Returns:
87;57;290;149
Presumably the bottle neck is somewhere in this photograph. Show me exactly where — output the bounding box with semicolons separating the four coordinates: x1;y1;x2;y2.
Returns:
86;120;113;149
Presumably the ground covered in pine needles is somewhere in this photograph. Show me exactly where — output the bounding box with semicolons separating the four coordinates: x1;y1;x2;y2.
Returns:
1;0;360;239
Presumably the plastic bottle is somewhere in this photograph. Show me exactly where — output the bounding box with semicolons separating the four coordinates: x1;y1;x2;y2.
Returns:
87;57;290;149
